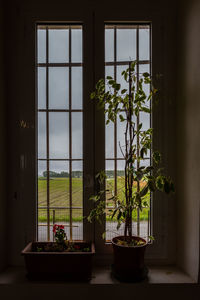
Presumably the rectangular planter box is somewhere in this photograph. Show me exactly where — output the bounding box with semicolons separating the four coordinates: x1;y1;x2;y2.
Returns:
21;241;95;281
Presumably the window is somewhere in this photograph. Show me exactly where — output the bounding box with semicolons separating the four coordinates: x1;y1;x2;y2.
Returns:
32;13;173;263
36;22;151;245
37;25;83;241
104;24;151;241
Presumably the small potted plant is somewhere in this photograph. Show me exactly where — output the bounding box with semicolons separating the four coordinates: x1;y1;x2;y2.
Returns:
21;224;95;280
88;61;174;281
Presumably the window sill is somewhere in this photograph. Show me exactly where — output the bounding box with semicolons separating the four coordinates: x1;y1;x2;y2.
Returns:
0;265;195;285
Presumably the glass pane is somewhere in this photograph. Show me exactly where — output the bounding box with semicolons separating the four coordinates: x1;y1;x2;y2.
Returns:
105;66;114;80
105;66;114;104
72;113;82;159
49;67;69;109
140;158;150;168
106;113;114;159
72;67;82;109
140;111;150;132
117;28;136;61
38;160;47;241
37;29;46;63
105;160;115;204
117;160;125;200
38;160;47;206
139;27;150;61
72;160;83;240
49;29;69;63
38;67;46;109
49;161;69;208
72;209;83;240
38;112;46;159
139;64;150;107
72;160;83;207
117;65;129;94
117;112;128;158
49;112;69;159
71;28;82;63
105;28;114;62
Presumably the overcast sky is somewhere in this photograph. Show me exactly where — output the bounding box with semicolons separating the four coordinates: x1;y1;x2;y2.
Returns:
37;28;150;176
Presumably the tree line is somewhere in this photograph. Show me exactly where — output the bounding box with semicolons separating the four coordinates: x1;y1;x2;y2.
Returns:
42;170;125;178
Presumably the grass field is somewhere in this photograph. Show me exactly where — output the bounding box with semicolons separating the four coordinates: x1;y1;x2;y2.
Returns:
38;177;150;223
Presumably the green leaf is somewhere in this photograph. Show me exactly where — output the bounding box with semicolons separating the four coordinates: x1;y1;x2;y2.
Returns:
143;72;150;78
156;175;164;191
115;83;121;91
138;123;143;130
117;211;122;221
121;89;127;94
90;92;96;100
119;114;125;122
106;76;113;80
108;79;115;85
149;235;155;241
141;106;151;113
148;179;156;192
153;151;161;164
140;185;149;197
102;232;106;239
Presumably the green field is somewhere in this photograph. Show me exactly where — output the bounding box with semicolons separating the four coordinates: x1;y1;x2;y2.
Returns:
38;177;150;223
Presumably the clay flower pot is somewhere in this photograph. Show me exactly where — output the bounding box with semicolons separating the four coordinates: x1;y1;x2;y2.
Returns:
111;236;148;282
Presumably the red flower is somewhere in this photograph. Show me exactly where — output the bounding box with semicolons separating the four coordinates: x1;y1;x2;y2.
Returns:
58;225;64;230
74;245;80;250
53;224;58;233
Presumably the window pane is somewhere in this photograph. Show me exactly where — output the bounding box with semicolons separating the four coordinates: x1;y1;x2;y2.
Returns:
140;111;150;131
139;27;150;61
105;160;115;203
49;112;69;159
106;113;114;158
72;160;83;240
139;64;150;107
117;112;128;158
105;28;114;62
38;112;46;159
49;161;69;207
71;28;82;63
117;159;125;200
117;28;136;61
72;112;82;159
38;160;47;241
49;29;69;63
49;67;69;109
72;67;82;109
38;160;47;206
117;65;129;93
37;29;46;63
38;67;46;109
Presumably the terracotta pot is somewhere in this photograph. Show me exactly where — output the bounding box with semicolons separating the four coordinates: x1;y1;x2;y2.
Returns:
21;241;95;281
111;236;148;281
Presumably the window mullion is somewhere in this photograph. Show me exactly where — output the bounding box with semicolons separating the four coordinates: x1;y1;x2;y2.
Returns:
46;26;50;241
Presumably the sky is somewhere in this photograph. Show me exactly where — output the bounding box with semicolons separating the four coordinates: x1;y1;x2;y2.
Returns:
37;27;150;176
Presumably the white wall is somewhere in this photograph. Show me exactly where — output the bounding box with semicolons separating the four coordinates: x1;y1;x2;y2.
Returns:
176;0;200;282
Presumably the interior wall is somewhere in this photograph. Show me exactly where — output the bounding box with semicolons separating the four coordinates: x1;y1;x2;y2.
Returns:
0;2;7;272
176;0;200;282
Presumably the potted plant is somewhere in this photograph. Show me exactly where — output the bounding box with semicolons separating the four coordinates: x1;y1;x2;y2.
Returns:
21;224;95;281
88;61;174;282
